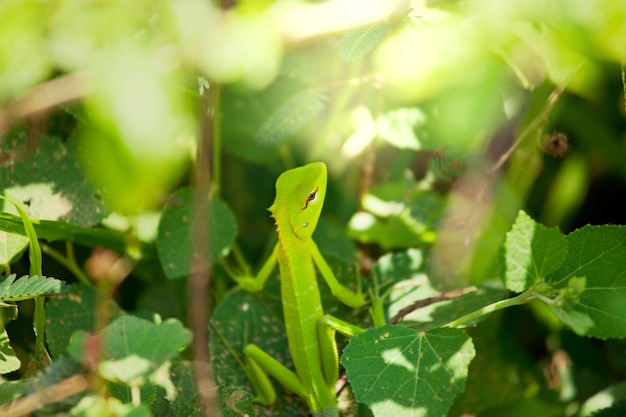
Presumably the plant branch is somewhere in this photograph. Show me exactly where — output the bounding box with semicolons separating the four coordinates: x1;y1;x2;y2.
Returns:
41;243;92;286
444;290;535;328
0;375;88;417
0;71;90;136
387;286;478;324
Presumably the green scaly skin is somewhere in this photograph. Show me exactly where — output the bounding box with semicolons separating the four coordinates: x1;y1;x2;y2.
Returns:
235;162;365;416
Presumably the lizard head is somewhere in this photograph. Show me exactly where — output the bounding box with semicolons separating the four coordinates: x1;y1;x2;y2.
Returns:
269;162;327;240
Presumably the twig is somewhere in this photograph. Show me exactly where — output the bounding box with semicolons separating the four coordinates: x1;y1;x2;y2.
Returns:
387;286;478;324
487;85;566;178
0;71;90;136
462;84;566;229
188;80;219;416
0;375;89;417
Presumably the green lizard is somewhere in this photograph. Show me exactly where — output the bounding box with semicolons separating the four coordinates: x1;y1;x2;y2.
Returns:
233;162;366;417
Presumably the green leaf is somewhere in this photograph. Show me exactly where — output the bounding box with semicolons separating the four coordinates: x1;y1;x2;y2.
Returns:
70;395;151;417
370;248;425;289
589;402;626;417
376;107;426;150
0;379;30;406
0;274;69;303
546;225;626;339
0;131;106;226
68;316;192;384
0;322;20;374
0;230;27;269
341;325;475;417
314;219;358;265
29;357;85;413
501;210;568;292
218;385;256;417
0;211;131;253
157;188;237;280
210;285;309;416
389;279;506;330
579;381;626;417
348;187;442;249
539;276;594;335
150;361;214;417
45;284;123;358
340;21;390;62
255;87;327;144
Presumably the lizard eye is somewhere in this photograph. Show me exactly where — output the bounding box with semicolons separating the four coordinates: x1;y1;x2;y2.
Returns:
302;187;319;210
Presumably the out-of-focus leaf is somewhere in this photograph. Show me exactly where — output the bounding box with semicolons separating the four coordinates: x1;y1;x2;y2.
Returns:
45;284;123;358
376;107;426;150
67;316;192;385
70;395;151;417
256;88;327;144
340;21;390;62
0;131;106;226
0;130;107;264
348;186;442;249
0;1;49;100
157;188;237;280
314;219;357;265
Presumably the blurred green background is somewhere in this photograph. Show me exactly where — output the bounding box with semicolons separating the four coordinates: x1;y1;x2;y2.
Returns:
2;0;626;416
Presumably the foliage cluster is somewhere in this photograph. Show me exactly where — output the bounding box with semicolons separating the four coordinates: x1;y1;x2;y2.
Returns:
1;0;626;416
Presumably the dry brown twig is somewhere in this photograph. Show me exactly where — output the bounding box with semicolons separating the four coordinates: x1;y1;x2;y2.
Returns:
0;375;89;417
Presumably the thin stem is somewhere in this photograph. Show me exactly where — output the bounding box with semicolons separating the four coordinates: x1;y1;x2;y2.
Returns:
621;62;626;113
41;243;92;286
211;83;222;197
131;382;141;406
368;270;386;327
231;243;251;276
444;290;536;328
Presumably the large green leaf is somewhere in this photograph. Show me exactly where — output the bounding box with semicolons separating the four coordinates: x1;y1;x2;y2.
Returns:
501;210;568;292
150;361;221;417
45;284;123;358
68;316;192;384
209;282;309;417
547;225;626;339
157;188;237;280
341;324;475;417
0;132;106;225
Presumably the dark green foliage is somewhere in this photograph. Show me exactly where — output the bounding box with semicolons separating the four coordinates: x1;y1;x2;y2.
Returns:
1;1;626;416
256;88;328;144
590;402;626;417
157;188;237;280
